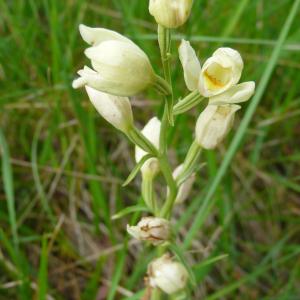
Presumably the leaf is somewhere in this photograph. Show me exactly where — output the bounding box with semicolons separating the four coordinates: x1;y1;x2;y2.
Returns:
37;236;48;300
194;254;228;271
112;205;150;220
122;154;154;187
0;129;18;248
168;243;197;287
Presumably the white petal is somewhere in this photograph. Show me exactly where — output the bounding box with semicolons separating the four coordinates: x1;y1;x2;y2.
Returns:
213;47;243;71
79;24;133;46
195;104;241;149
209;81;255;105
178;39;201;91
85;86;133;132
73;67;109;91
83;41;155;96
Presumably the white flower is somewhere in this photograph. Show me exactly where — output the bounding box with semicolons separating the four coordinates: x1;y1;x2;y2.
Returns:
172;165;195;204
127;217;170;245
85;86;133;133
199;48;243;97
195;104;241;149
135;117;161;177
149;0;193;28
179;40;246;97
72;24;155;96
209;81;255;105
147;254;188;294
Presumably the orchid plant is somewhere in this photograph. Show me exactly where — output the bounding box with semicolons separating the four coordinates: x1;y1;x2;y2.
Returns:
73;0;255;298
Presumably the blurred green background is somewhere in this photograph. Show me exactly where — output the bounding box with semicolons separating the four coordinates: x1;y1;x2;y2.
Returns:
1;0;300;299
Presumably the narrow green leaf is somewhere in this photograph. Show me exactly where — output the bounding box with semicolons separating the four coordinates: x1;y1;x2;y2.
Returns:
112;205;150;220
0;129;18;248
122;154;153;187
81;257;105;300
193;254;228;271
123;290;145;300
37;236;48;300
107;244;127;300
168;243;196;287
206;249;300;300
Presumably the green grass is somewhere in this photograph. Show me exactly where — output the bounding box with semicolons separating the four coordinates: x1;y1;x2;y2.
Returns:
1;0;300;299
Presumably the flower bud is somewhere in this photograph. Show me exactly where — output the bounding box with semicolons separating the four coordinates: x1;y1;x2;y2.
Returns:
135;117;161;178
149;0;193;28
73;25;155;96
85;85;133;133
127;217;170;245
195;104;241;149
147;254;188;294
199;48;244;97
172;165;195;204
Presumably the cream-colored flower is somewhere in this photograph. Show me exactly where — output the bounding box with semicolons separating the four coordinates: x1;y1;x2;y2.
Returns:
127;217;170;245
209;81;255;105
147;254;188;294
179;40;245;97
172;165;195;204
135;117;161;177
149;0;193;28
195;104;241;149
199;47;243;97
72;24;155;96
85;86;133;133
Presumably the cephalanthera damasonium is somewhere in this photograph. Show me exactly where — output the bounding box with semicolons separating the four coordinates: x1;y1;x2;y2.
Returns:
72;2;255;298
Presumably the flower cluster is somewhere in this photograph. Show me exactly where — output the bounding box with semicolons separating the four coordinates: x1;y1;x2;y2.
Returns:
72;0;255;297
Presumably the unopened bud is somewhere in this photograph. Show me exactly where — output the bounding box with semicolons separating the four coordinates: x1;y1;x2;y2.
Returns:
127;217;170;245
195;104;241;149
149;0;193;29
73;24;155;96
173;165;195;204
147;254;188;294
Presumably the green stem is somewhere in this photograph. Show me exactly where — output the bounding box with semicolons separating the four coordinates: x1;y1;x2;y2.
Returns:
142;175;157;214
158;24;174;125
150;24;178;300
159;102;169;155
173;91;205;115
161;141;201;218
151;288;161;300
159;155;177;219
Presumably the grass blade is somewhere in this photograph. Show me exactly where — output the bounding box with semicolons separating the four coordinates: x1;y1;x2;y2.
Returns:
37;236;48;300
112;205;150;220
0;129;18;248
